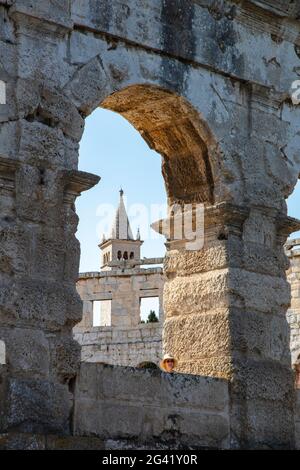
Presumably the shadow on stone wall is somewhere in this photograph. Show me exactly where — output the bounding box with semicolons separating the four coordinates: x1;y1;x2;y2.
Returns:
73;363;230;450
296;390;300;450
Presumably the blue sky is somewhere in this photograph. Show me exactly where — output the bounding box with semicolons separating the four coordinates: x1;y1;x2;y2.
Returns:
77;108;167;273
76;107;300;274
287;181;300;238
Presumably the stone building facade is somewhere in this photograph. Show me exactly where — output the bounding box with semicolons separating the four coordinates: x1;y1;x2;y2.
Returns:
286;239;300;366
1;0;300;449
73;190;164;367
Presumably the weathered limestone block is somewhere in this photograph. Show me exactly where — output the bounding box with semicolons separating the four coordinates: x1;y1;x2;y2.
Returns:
164;308;291;373
230;309;291;364
74;363;230;449
231;399;295;450
0;327;50;379
10;0;73;30
164;268;290;319
164;271;230;316
164;242;230;275
242;242;289;278
48;334;81;384
9;4;75;87
5;279;82;331
164;312;231;369
39;87;84;141
0;222;31;275
18;121;79;169
3;378;72;434
64;55;111;115
15;166;68;227
0;8;16;80
0;122;18;158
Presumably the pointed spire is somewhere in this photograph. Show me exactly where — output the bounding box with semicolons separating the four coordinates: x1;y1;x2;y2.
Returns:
136;227;141;240
109;189;134;240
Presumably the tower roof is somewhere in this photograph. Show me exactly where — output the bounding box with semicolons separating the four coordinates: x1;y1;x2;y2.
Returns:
110;189;134;240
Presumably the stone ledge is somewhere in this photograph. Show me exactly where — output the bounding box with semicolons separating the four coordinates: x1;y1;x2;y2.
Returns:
0;431;227;450
78;267;163;279
243;0;300;19
0;432;105;450
9;0;74;32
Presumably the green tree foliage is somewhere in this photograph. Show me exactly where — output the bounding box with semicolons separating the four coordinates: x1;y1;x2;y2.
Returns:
147;310;159;323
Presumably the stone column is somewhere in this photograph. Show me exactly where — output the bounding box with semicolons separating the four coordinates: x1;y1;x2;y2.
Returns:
0;2;101;437
0;159;99;434
159;202;300;449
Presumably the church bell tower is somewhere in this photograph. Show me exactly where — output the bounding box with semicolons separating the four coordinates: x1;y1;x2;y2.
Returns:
99;189;143;271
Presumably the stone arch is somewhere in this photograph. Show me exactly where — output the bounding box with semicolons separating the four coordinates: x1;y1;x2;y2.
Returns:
100;85;216;205
64;52;222;207
64;46;300;212
60;35;300;447
1;0;299;449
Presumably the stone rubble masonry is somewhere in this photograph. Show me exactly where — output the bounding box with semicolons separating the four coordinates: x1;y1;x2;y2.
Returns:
0;0;300;449
74;323;162;368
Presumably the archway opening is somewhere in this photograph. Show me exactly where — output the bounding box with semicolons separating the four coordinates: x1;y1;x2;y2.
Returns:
287;178;300;240
74;85;215;368
101;85;215;206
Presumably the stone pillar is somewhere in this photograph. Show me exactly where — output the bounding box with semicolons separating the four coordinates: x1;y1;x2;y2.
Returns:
0;2;100;436
286;240;300;365
0;159;99;434
161;202;300;449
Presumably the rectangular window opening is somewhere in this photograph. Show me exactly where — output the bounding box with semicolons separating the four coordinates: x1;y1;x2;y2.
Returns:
93;300;112;327
139;297;160;324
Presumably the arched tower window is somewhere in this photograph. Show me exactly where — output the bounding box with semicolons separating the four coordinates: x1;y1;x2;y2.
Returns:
123;251;128;260
138;362;158;370
130;251;134;259
117;250;122;260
